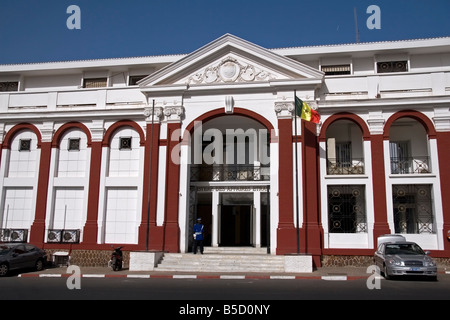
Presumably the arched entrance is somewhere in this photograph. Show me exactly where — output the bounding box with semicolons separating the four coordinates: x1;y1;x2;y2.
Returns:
185;112;272;252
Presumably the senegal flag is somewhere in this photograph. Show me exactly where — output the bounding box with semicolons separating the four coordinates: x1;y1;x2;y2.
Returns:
295;96;320;124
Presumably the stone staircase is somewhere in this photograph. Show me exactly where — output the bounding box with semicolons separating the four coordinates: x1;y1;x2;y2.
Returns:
155;247;286;273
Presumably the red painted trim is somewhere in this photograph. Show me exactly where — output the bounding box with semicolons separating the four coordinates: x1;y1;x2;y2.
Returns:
370;135;391;243
29;141;52;246
82;141;102;244
163;122;181;252
102;120;146;147
184;107;275;138
3;123;42;149
383;110;437;140
52;122;92;148
276;118;296;254
302;121;324;266
436;131;450;254
318;112;371;142
139;123;162;250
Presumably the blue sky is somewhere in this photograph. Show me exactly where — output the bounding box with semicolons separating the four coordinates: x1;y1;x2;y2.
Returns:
1;0;449;64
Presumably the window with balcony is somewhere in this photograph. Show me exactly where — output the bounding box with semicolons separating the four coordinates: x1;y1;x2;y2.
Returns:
326;120;364;175
389;118;430;174
189;116;270;182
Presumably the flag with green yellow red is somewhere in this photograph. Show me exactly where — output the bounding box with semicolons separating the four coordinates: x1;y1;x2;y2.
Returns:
294;96;320;124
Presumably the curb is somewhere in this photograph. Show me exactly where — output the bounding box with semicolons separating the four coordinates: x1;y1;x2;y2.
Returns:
17;273;367;281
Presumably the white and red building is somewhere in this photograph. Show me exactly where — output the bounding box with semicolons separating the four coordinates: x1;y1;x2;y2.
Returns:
1;34;450;267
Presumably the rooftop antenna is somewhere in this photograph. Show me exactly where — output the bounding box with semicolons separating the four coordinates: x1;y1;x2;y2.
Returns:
354;7;360;43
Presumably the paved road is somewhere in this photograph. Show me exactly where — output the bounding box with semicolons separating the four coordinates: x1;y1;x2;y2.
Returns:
1;272;449;300
1;272;448;319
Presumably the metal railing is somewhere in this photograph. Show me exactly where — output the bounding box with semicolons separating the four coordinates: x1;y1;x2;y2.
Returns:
0;229;28;243
47;229;80;243
190;165;270;182
327;158;365;175
390;156;430;174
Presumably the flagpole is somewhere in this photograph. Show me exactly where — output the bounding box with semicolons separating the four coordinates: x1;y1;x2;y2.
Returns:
294;90;300;255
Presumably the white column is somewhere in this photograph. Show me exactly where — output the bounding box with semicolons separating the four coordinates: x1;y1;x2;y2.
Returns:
254;191;261;248
212;190;220;247
178;144;190;253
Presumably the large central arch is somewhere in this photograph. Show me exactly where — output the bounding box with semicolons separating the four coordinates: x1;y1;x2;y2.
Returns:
184;107;275;140
180;107;275;253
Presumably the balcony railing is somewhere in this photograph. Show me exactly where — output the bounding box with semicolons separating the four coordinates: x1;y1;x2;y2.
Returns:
0;229;28;243
390;156;430;174
327;158;365;175
190;165;270;182
47;229;80;243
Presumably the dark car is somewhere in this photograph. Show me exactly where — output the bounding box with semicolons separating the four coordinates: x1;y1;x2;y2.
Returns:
374;241;437;280
0;243;47;276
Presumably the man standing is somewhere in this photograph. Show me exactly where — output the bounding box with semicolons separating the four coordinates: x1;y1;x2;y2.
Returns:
193;217;204;254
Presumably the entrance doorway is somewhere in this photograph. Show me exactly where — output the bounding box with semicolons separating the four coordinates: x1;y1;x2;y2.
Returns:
187;189;270;252
219;193;253;247
220;205;251;246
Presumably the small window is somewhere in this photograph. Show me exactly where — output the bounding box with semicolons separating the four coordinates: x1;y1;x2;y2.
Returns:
377;61;408;73
0;81;19;92
321;65;351;76
128;75;146;86
68;138;81;151
83;78;107;88
19;139;31;151
119;137;132;150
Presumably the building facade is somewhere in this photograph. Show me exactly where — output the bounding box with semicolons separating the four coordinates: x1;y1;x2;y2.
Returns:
1;34;450;266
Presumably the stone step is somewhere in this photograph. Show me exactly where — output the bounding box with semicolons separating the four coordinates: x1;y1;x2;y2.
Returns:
156;265;286;272
203;246;268;255
155;248;286;273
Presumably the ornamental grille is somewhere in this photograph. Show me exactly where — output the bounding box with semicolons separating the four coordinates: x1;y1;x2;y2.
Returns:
19;139;31;151
328;185;367;233
0;81;19;92
377;61;408;73
392;184;435;234
68;138;81;151
83;78;107;88
321;64;351;75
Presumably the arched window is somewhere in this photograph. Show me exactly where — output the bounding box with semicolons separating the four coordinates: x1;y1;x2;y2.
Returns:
325;119;364;175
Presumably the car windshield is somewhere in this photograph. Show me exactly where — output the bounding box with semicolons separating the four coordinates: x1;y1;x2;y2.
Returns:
0;245;13;255
385;243;425;255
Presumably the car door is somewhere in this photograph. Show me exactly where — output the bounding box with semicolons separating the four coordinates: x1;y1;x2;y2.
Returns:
23;245;39;269
9;245;27;270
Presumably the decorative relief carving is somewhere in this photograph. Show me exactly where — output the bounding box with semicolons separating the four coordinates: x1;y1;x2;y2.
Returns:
186;57;275;85
274;101;295;118
144;106;163;123
163;106;185;122
225;96;234;114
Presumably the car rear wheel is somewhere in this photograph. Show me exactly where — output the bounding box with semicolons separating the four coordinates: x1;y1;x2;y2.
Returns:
0;263;9;277
35;259;44;272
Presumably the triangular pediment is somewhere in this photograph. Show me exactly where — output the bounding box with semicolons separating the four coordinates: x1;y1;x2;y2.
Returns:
139;34;323;88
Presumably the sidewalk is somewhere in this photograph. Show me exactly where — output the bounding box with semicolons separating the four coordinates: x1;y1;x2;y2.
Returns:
18;264;450;280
